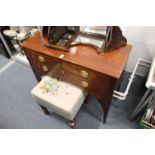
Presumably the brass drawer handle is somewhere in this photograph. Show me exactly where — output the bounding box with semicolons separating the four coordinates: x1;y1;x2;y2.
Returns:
81;81;89;88
42;65;48;72
81;70;89;78
38;55;45;62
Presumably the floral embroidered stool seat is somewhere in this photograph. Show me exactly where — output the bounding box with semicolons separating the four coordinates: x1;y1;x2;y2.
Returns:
31;76;87;128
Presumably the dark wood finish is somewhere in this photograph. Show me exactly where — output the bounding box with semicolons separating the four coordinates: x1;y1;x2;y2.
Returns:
40;106;50;115
68;120;75;128
22;32;132;123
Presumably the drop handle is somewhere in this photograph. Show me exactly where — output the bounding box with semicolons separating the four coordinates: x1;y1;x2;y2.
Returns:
81;81;89;88
81;70;89;78
42;65;48;72
38;55;45;62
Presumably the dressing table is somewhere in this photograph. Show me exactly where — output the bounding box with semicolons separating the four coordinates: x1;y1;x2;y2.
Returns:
22;32;132;123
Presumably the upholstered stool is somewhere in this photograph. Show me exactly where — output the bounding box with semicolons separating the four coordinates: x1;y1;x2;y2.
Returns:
31;76;87;128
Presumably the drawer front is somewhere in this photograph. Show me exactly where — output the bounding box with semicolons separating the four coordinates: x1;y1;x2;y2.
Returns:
62;62;92;80
24;49;60;79
61;62;110;82
32;52;60;76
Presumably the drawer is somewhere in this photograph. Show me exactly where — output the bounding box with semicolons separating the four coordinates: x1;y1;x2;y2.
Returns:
61;62;93;80
61;62;111;83
33;52;59;64
32;52;60;76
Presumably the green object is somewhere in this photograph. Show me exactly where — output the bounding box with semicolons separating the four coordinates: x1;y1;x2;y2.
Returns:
40;78;60;94
140;93;155;129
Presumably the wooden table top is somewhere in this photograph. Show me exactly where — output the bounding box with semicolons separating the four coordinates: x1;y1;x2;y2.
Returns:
22;32;132;79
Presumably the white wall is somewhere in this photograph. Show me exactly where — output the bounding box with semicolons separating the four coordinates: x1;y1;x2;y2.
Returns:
121;26;155;77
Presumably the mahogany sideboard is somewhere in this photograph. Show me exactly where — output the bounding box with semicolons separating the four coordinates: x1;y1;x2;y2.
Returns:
22;32;132;123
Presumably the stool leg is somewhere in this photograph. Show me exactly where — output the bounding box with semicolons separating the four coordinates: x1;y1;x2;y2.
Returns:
68;120;76;128
40;106;50;115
